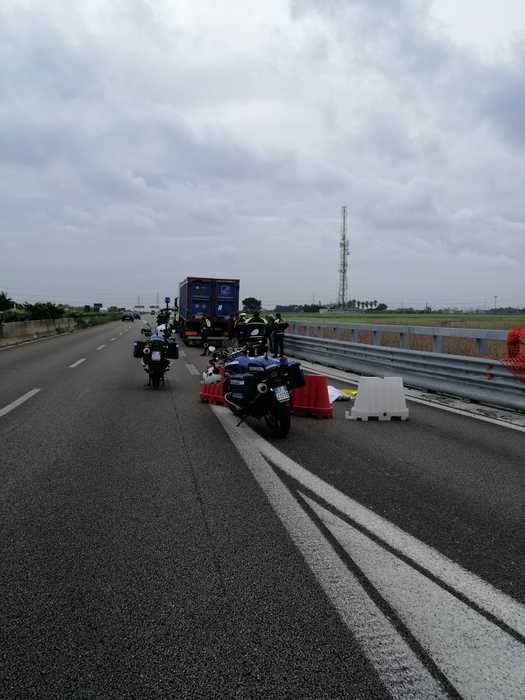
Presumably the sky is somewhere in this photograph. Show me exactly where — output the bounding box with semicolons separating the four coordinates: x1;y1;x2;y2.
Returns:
1;0;525;310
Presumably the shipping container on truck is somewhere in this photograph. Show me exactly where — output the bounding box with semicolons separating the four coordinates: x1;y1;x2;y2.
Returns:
179;277;240;346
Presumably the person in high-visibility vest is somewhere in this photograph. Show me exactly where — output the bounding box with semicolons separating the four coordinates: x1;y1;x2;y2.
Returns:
200;315;212;355
244;311;268;355
271;312;289;357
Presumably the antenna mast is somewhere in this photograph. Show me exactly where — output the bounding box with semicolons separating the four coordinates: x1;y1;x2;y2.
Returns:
337;205;350;308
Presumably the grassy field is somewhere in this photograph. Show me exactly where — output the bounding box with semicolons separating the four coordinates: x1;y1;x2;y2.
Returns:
285;313;525;358
286;312;525;330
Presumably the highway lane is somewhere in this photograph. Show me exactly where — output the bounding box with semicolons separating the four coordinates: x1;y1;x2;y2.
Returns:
1;329;386;698
2;328;525;697
186;343;525;699
0;320;132;410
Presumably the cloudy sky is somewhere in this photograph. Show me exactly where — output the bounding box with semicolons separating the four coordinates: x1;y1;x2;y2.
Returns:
1;0;524;310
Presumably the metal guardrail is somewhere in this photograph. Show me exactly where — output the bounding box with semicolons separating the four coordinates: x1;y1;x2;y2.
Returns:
284;334;525;412
288;321;507;355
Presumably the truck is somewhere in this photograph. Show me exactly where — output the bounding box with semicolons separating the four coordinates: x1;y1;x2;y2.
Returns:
178;277;240;346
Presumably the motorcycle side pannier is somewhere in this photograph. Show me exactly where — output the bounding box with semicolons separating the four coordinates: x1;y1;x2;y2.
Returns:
167;342;179;359
225;373;259;405
286;362;305;390
133;341;145;358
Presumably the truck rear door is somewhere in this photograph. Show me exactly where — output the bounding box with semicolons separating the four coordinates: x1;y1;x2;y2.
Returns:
189;280;211;318
214;282;238;318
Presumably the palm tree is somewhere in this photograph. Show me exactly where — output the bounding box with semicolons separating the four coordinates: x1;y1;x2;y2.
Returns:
372;300;378;309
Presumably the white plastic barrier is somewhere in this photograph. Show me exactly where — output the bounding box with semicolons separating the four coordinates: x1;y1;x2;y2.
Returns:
346;376;409;422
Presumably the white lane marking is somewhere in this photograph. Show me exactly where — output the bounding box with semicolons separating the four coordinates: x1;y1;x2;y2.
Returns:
179;349;187;358
297;358;525;432
304;494;525;699
185;363;200;376
212;406;446;698
212;406;525;698
0;389;41;417
96;344;106;351
68;358;86;368
110;338;117;342
241;417;525;639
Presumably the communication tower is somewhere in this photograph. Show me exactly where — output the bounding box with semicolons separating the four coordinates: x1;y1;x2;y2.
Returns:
337;205;350;308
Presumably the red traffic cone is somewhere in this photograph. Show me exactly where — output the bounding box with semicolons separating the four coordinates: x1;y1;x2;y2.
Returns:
291;374;333;418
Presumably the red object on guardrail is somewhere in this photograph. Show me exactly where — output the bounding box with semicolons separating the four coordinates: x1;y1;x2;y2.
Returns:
502;327;525;382
291;374;333;418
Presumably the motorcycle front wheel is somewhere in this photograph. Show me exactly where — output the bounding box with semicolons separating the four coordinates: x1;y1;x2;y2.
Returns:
264;401;291;438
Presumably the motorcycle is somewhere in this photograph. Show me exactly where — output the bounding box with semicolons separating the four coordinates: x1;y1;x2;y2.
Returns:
218;349;304;438
134;332;179;389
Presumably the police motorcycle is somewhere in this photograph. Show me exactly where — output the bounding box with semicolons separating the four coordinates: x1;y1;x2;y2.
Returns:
133;297;179;389
208;328;304;437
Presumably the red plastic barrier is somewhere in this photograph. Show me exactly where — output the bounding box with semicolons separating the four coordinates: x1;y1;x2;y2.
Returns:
507;327;525;358
200;380;226;406
291;374;333;418
503;327;525;382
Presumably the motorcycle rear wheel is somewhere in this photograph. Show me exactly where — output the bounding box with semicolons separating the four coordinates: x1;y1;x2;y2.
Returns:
265;401;291;438
151;372;161;389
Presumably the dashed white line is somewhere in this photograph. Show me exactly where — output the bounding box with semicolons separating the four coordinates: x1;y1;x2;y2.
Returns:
110;338;117;342
68;358;86;368
96;344;106;351
185;363;200;376
0;389;41;417
179;349;187;358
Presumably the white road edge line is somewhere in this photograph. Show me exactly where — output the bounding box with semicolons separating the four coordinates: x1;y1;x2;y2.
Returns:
298;359;525;433
0;388;41;417
185;363;200;376
213;407;525;636
96;344;106;351
211;405;447;699
212;405;525;698
68;358;86;368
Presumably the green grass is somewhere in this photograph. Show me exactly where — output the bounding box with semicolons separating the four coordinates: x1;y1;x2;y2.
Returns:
286;312;525;330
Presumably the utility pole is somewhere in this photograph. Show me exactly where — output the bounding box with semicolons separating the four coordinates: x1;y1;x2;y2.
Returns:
494;295;498;311
337;205;349;309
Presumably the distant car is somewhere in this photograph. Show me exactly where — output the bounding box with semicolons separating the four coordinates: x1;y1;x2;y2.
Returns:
122;313;134;322
133;312;140;319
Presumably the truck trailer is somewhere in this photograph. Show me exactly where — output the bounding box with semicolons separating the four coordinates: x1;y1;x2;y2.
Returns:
178;277;240;346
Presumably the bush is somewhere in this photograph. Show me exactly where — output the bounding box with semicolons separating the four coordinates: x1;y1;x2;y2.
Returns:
1;308;27;322
24;302;65;320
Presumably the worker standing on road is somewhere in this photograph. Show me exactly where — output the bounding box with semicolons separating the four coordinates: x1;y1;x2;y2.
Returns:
172;310;180;334
227;315;236;347
272;313;289;357
200;315;211;355
266;314;275;355
244;310;268;355
234;312;247;346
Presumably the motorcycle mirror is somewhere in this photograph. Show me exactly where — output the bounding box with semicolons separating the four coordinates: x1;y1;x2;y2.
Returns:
207;346;216;353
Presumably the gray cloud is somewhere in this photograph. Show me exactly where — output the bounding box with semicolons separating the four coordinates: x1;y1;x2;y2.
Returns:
0;0;524;308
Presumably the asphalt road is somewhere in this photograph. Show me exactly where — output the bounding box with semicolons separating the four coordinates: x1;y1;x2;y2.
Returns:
1;321;524;698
